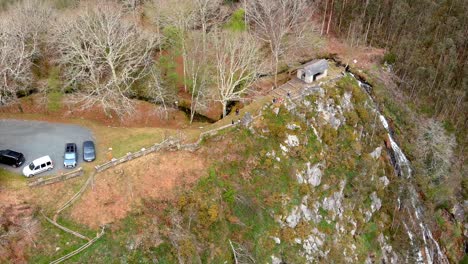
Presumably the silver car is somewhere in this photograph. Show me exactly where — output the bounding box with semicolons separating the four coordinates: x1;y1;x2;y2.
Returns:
83;141;96;162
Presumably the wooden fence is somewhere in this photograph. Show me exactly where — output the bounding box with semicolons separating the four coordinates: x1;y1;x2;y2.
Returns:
28;167;84;187
93;122;241;173
94;138;181;172
44;119;244;263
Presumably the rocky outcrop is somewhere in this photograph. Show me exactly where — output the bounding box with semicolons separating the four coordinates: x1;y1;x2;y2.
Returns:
296;162;324;187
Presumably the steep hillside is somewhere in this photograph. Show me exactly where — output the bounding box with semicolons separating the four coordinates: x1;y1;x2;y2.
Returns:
0;0;465;262
64;71;439;263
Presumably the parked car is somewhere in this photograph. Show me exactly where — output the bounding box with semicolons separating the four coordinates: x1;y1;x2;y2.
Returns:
82;141;96;162
0;149;25;168
22;155;53;177
64;143;78;168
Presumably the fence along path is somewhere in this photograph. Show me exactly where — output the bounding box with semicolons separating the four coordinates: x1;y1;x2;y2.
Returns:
46;121;242;263
44;74;310;263
53;172;95;221
28;167;84;187
49;227;105;264
43;71;329;263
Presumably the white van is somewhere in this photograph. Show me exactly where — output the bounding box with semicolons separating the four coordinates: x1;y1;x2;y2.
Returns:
22;155;54;177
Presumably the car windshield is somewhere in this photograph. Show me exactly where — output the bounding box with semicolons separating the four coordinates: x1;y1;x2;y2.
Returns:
29;163;34;170
84;147;94;154
65;153;76;160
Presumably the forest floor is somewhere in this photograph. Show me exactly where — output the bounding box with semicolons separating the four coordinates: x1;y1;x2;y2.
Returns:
325;36;386;71
0;93;190;128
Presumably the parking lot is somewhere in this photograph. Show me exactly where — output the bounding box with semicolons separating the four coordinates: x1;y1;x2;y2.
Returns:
0;119;94;176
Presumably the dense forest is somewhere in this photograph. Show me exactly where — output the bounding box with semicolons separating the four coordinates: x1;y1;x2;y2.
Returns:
318;0;467;131
319;2;467;261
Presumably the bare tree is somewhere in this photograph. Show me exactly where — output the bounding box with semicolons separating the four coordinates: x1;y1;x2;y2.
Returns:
246;0;312;86
0;0;52;105
120;0;142;11
193;0;222;52
147;67;177;120
416;119;456;183
53;2;157;118
186;32;210;123
153;0;197;93
229;239;255;264
212;31;259;117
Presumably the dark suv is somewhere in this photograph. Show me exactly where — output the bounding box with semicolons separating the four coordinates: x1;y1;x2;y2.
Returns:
0;149;25;168
63;143;78;168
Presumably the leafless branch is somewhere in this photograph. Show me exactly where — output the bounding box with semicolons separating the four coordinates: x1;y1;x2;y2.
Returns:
0;0;52;105
212;31;259;117
229;239;256;264
147;66;177;119
52;2;158;118
246;0;314;86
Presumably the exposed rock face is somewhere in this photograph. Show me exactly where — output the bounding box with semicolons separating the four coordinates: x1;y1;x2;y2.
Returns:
284;196;315;228
379;234;399;264
285;207;301;228
370;192;382;213
322;181;346;220
280;144;289;154
271;255;282;264
285;134;300;147
273;107;280;115
286;123;301;130
296;162;324;187
379;176;390;187
302;228;327;261
452;203;464;222
315;98;344;129
250;70;443;263
271;236;281;244
341;91;353;111
370;146;382;159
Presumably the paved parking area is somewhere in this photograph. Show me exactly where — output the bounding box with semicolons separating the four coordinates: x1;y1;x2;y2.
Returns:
0;119;94;176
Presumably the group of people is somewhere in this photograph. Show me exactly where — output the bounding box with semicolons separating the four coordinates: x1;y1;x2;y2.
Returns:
272;91;291;104
231;108;241;125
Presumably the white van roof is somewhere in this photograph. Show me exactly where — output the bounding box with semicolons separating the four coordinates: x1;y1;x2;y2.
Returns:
33;155;52;165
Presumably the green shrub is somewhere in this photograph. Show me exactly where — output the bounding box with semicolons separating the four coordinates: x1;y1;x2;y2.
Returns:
352;86;367;105
360;222;378;251
158;54;180;91
382;52;396;64
344;110;359;126
443;120;455;133
162;26;183;51
355;106;370;124
318;219;334;234
47;67;63;112
326;87;341;104
336;75;358;93
50;0;77;9
224;9;247;32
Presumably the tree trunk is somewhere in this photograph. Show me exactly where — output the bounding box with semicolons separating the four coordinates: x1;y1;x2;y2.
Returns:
321;0;329;36
326;0;334;35
274;53;279;88
338;0;347;33
222;101;227;118
190;103;195;123
364;19;371;45
182;42;188;92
